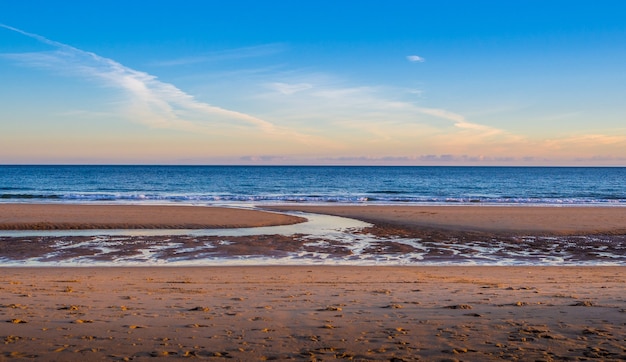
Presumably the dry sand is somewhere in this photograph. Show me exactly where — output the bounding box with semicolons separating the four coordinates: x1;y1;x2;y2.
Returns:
1;266;624;361
0;204;305;230
267;205;626;235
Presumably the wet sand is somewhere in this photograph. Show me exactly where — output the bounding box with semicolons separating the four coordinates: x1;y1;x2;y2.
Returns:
1;266;624;361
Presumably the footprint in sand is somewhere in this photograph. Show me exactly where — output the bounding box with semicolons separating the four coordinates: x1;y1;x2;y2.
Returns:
73;319;93;324
319;305;343;311
570;300;594;306
444;304;472;310
126;325;147;329
8;319;28;324
58;305;80;311
188;306;211;311
383;304;403;309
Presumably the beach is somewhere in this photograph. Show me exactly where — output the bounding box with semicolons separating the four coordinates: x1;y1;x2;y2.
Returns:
1;266;624;361
2;203;626;234
0;204;625;360
266;205;626;235
0;204;305;230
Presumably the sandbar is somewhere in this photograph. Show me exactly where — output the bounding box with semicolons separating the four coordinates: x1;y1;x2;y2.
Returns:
0;266;624;360
2;203;625;235
0;204;305;230
266;205;626;235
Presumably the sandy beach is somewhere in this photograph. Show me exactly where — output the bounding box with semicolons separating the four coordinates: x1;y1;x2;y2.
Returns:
266;205;626;235
0;266;624;361
0;204;305;230
1;204;625;360
2;203;626;234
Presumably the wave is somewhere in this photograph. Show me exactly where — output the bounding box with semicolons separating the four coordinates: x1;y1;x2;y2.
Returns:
1;192;625;205
367;190;405;194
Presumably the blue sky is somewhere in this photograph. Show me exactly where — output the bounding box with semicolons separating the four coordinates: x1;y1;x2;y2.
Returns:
1;1;625;165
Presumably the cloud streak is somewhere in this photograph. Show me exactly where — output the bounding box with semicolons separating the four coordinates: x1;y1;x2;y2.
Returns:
268;82;313;95
0;23;286;136
412;106;502;135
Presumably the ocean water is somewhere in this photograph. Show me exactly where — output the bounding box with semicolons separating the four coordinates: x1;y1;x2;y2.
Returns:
1;165;625;205
1;165;625;266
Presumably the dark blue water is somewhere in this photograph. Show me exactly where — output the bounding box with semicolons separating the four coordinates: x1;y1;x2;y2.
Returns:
0;165;624;205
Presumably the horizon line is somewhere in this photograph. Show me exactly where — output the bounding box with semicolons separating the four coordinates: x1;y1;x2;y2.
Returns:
1;164;625;168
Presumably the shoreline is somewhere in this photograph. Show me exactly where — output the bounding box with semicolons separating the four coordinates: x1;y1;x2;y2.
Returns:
1;265;624;360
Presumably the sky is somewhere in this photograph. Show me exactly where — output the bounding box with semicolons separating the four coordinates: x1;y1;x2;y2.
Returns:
1;1;625;165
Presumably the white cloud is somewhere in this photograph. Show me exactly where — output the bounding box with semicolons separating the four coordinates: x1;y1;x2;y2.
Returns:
268;82;313;95
406;55;425;62
0;24;285;136
413;107;465;123
255;76;518;150
411;106;515;140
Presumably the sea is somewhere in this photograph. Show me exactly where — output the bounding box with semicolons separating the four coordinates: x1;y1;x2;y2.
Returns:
1;165;625;266
2;165;625;205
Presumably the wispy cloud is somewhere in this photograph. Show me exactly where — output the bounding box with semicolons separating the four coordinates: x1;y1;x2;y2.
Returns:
412;106;501;135
413;106;465;123
253;76;528;157
151;43;285;67
406;55;425;63
0;24;290;137
544;134;626;149
268;82;313;95
284;81;508;136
